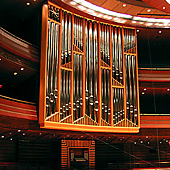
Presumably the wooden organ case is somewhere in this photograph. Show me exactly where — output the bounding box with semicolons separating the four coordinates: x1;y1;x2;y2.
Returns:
39;2;140;133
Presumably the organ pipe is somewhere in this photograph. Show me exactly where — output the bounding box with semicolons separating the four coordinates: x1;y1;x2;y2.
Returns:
40;2;140;129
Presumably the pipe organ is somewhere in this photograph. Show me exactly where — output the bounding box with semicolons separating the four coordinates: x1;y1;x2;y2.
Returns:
39;2;140;133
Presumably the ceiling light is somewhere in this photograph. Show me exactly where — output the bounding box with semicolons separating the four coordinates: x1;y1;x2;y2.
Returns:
142;92;145;95
14;72;18;76
148;142;150;144
10;138;13;141
147;9;151;12
26;2;30;6
18;130;21;132
97;14;102;17
167;89;170;91
1;136;4;138
160;141;162;144
39;132;42;135
70;1;76;5
21;67;24;71
132;21;137;24
103;15;108;18
108;16;112;19
146;136;148;138
166;0;170;5
140;141;143;143
34;0;36;1
122;4;126;7
0;59;1;61
144;88;147;91
23;133;25;136
78;5;86;10
159;30;162;34
137;29;139;32
163;6;166;9
134;142;136;144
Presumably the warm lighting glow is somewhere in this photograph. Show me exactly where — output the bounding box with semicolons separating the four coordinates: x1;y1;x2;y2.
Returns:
163;6;166;9
144;88;146;91
26;2;30;6
1;136;4;138
142;92;145;95
78;5;86;10
0;58;1;61
147;9;151;12
70;1;76;5
14;72;18;76
122;4;126;7
167;89;170;91
159;30;162;34
137;29;139;32
18;130;21;132
166;0;170;4
21;67;24;71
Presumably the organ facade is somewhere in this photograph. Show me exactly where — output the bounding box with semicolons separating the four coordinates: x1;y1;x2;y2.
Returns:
39;1;140;133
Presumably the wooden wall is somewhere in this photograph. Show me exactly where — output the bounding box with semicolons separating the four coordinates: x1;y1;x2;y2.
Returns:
95;141;124;170
0;139;61;170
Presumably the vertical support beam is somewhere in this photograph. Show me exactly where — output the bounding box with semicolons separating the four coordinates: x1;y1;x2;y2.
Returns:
122;28;127;127
135;28;140;127
109;25;113;126
39;4;48;125
71;14;74;123
57;9;62;122
97;22;101;126
82;18;86;118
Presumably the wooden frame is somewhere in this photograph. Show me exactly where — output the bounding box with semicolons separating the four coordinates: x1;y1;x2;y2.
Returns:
61;140;95;170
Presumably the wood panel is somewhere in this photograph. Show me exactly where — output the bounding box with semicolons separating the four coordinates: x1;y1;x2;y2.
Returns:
0;96;37;120
61;140;95;170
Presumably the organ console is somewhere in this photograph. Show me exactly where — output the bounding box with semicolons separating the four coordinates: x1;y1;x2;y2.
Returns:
39;1;140;133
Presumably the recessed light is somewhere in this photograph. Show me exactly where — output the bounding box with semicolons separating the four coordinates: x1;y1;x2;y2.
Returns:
18;130;21;132
160;141;162;144
0;59;1;61
10;138;13;141
163;6;166;9
137;29;139;32
34;0;36;1
23;133;25;136
144;88;147;91
134;142;136;144
123;4;126;7
167;89;170;91
14;72;18;76
39;133;42;135
27;2;30;6
146;136;148;138
21;67;24;71
70;1;76;5
147;9;151;12
142;92;145;95
159;30;162;34
148;142;150;144
1;136;4;138
140;141;143;143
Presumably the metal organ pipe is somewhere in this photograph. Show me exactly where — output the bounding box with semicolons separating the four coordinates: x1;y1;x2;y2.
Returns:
43;4;139;128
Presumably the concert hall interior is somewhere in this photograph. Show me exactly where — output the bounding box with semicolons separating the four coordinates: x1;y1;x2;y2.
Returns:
0;0;170;169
